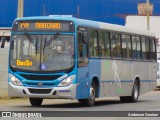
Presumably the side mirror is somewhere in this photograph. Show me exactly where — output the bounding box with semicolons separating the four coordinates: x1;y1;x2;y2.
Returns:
82;32;87;44
1;37;6;48
156;38;159;46
11;40;14;49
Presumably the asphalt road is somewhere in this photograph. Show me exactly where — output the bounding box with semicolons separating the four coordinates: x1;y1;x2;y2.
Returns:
0;89;160;119
0;90;160;111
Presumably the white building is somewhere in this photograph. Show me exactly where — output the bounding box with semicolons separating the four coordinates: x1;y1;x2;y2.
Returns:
125;16;160;40
125;16;160;57
0;27;11;42
125;15;160;88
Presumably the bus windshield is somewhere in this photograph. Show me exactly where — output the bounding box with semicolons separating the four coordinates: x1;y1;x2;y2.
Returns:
10;34;74;72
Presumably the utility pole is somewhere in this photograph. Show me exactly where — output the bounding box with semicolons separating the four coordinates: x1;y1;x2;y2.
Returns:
77;5;80;18
17;0;24;18
146;0;150;31
42;4;46;16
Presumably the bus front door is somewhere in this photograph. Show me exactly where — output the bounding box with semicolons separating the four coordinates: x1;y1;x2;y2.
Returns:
76;32;89;99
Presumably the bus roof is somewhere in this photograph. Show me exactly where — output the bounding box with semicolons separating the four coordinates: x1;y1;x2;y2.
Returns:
15;16;155;37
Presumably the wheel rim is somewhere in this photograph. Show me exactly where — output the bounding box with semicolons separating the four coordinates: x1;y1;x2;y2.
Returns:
133;84;138;99
90;87;95;100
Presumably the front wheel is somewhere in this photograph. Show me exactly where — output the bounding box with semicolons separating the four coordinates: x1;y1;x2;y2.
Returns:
79;83;96;107
29;98;43;107
86;86;96;106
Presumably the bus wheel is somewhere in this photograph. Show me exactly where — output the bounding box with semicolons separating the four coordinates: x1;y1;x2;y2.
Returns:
85;83;96;107
78;99;86;103
29;98;43;107
131;80;139;102
120;80;139;103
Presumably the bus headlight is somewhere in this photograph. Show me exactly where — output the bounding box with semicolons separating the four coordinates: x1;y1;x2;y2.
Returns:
9;74;23;86
58;75;76;87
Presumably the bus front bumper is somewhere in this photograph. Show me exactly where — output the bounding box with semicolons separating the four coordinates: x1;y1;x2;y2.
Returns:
8;82;77;99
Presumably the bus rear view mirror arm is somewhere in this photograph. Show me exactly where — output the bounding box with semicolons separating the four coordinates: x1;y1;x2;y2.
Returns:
1;37;6;48
82;32;87;44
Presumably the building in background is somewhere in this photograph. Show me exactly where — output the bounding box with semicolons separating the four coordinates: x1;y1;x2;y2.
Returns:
138;2;153;15
125;2;160;56
125;3;160;87
125;15;160;56
0;27;11;42
0;0;160;27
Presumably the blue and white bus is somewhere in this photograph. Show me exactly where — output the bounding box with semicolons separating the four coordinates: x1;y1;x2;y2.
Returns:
7;16;157;106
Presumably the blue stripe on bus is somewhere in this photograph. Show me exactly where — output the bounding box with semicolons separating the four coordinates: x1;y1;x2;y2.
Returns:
101;80;156;83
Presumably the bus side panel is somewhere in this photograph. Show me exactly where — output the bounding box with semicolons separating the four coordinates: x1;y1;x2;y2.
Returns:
131;61;157;95
100;59;117;97
76;66;90;99
149;62;157;91
100;59;112;97
100;60;132;97
119;60;133;96
88;59;101;96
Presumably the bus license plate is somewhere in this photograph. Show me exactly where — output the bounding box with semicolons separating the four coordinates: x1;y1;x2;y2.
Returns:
59;90;71;96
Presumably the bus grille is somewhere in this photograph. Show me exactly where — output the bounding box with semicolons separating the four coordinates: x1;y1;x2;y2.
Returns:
25;82;55;86
20;74;61;81
28;88;52;94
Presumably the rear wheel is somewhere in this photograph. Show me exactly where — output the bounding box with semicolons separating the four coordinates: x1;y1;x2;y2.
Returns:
120;80;139;103
29;98;43;107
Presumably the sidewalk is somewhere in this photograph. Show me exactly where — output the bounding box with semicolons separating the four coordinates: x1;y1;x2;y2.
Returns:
0;42;9;97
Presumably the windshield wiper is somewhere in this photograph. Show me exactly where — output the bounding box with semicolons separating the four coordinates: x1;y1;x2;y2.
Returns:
45;33;60;46
22;26;35;46
43;36;47;55
35;36;38;54
43;33;60;56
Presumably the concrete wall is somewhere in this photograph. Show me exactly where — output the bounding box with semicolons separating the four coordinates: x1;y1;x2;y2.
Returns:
0;43;9;97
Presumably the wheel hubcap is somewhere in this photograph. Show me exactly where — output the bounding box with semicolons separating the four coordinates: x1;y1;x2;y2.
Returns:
134;85;138;99
90;87;95;100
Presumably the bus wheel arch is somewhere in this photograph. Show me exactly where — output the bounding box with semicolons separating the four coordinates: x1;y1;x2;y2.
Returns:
134;77;140;95
85;77;100;106
91;77;100;98
132;77;140;102
78;77;100;106
120;77;140;103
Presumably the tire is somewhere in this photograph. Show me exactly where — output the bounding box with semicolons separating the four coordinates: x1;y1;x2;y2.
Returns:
29;98;43;107
120;80;139;103
131;80;139;102
86;86;96;106
78;99;86;103
120;96;131;103
82;82;96;107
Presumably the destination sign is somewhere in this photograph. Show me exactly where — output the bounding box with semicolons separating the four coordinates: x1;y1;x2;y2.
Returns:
12;20;74;32
16;60;32;67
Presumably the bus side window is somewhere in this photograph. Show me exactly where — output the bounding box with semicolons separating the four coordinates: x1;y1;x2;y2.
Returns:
142;37;150;60
150;38;156;61
99;31;110;57
99;31;105;57
78;32;88;67
132;36;141;59
122;35;131;59
89;30;98;57
111;33;121;58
